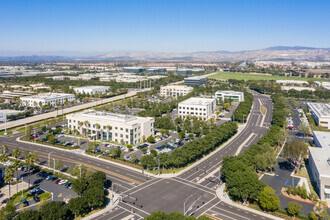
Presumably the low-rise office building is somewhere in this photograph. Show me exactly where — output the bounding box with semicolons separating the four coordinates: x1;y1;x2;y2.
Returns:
67;110;154;145
308;131;330;202
20;93;75;107
123;67;145;73
307;102;330;129
160;85;193;98
184;76;208;86
178;97;216;120
276;80;308;85
215;90;244;102
74;86;110;95
146;67;167;73
177;69;193;75
281;86;315;92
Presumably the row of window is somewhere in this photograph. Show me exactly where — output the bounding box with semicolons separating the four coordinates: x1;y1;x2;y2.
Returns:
179;111;206;116
179;107;206;111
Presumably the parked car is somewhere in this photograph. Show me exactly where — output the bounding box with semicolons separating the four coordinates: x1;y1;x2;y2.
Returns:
33;195;40;202
20;199;29;207
59;179;68;185
55;179;61;184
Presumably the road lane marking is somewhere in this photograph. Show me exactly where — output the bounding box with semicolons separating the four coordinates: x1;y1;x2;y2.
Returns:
235;133;254;155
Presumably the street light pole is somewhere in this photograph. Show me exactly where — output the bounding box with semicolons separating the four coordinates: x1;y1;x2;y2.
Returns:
184;194;193;215
48;151;53;167
4;108;7;135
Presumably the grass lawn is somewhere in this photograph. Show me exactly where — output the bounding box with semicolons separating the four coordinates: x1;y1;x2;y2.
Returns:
209;72;326;81
0;130;13;136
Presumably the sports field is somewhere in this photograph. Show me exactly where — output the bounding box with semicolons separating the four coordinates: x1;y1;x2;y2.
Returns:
208;72;325;81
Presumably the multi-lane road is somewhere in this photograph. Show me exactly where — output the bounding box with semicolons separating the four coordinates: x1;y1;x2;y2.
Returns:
0;91;275;220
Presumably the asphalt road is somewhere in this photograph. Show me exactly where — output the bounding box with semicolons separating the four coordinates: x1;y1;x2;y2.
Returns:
0;90;276;219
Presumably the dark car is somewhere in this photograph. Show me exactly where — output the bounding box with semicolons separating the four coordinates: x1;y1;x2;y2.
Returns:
65;182;71;188
37;171;46;177
55;179;61;184
33;195;40;202
51;176;58;181
20;199;29;207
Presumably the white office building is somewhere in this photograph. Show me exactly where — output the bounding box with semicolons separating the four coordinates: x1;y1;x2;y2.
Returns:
215;90;244;102
74;86;110;95
281;86;315;92
308;131;330;202
160;85;193;98
275;80;308;85
0;110;24;122
307;103;330;129
178;97;216;120
67;110;154;145
20;93;75;107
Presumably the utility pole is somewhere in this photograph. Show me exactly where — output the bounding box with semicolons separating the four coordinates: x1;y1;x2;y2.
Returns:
4;108;7;135
48;151;53;167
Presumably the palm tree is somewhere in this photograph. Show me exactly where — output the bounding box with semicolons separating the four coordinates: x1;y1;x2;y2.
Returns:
78;122;84;135
106;125;112;141
24;151;33;188
12;147;21;194
4;167;14;198
95;123;101;140
0;153;8;163
1;144;8;155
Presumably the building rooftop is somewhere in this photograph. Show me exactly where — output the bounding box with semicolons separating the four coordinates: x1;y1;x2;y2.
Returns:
276;80;308;84
281;86;315;91
216;90;243;95
74;86;110;90
69;110;152;125
0;110;23;114
22;93;74;99
309;147;330;178
314;131;330;149
184;76;207;80
180;97;215;106
307;102;330;118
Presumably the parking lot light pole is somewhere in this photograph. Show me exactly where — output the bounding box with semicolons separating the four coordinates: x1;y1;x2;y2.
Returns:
53;159;56;174
184;194;193;216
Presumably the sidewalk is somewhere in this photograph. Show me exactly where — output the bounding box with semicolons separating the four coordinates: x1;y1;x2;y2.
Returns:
216;185;283;220
0;181;29;208
82;190;120;220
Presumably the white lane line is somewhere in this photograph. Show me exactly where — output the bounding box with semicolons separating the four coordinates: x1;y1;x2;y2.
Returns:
106;210;127;220
118;205;143;218
198;201;221;217
235;133;254;155
212;206;250;219
126;178;163;195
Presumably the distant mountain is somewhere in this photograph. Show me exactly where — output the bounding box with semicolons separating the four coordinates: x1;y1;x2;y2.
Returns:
0;46;329;62
265;46;324;50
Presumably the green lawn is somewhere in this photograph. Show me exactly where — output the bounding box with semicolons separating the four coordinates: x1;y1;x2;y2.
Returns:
209;72;326;81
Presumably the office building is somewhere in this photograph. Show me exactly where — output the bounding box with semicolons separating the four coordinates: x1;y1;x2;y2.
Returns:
281;86;315;92
307;103;330;129
160;85;193;98
20;93;75;107
177;69;193;75
146;67;167;73
123;67;145;73
184;76;208;86
215;90;244;102
74;86;110;95
276;80;308;85
67;110;154;145
178;97;216;120
308;131;330;202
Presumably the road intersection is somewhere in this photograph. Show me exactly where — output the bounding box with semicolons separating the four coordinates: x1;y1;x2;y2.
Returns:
0;91;276;219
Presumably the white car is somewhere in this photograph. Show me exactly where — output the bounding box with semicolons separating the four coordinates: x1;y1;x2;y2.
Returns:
59;179;68;185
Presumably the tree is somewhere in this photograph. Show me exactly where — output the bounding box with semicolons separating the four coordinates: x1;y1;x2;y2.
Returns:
1;144;8;155
140;155;156;169
82;187;105;210
4;167;14;198
26;125;32;139
287;202;302;217
39;201;73;220
15;210;40;220
150;149;157;156
132;153;138;164
298;123;310;136
183;119;192;133
147;135;155;143
32;151;40;163
55;159;63;171
224;103;231;110
12;147;20;161
91;171;107;186
258;186;280;211
72;178;88;196
0;202;16;220
68;197;90;217
67;165;73;175
283;141;308;168
178;131;186;140
142;135;146;142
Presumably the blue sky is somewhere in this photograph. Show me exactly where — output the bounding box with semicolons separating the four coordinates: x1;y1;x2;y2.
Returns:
0;0;329;54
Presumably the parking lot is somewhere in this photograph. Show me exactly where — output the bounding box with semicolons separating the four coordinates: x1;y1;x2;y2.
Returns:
0;163;77;208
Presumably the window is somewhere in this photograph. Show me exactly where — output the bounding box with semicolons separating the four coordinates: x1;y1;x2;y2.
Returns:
120;134;123;138
120;128;123;131
115;133;118;137
126;135;128;138
126;129;128;132
115;127;118;130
